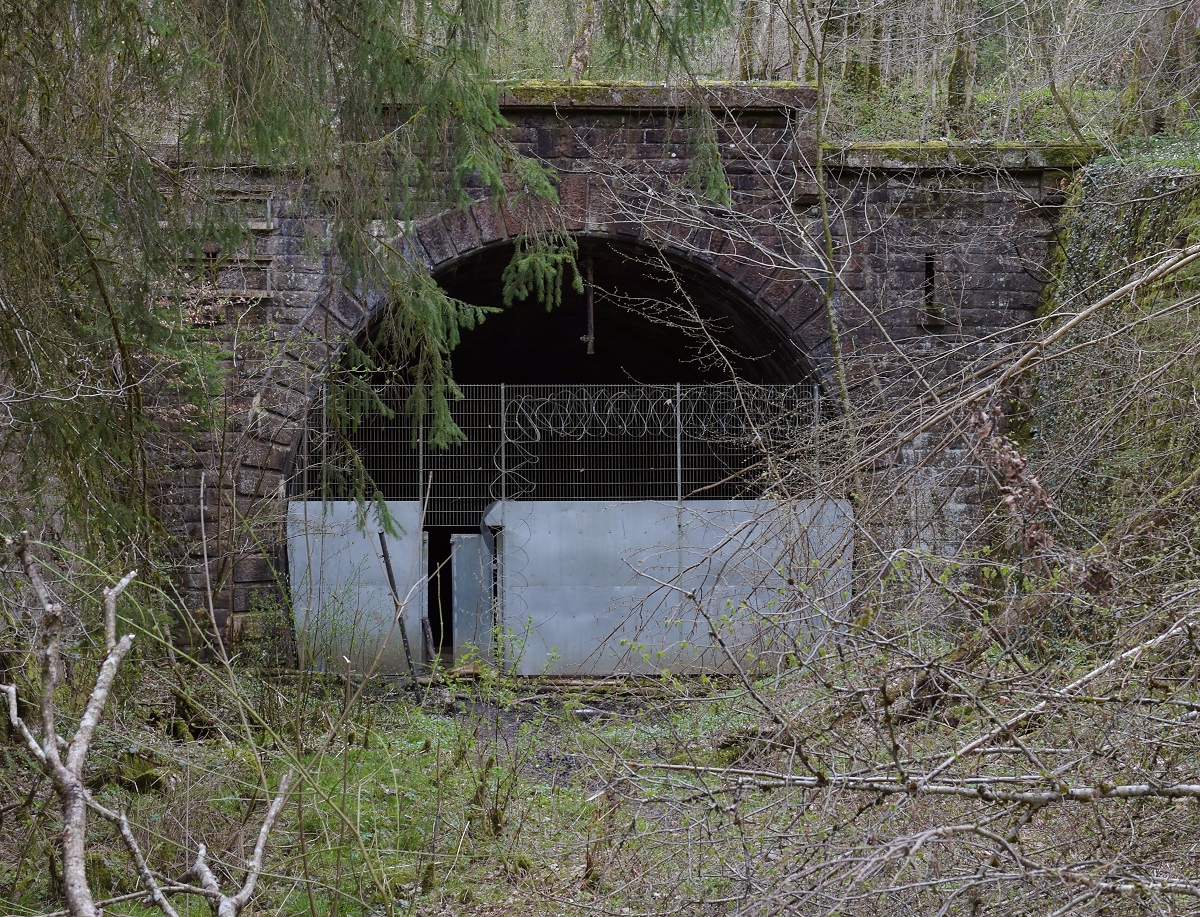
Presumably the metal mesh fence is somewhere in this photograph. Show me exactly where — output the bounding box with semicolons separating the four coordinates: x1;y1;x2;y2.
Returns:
293;383;819;527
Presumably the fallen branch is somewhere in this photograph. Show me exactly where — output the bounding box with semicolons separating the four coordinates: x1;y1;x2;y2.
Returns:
920;599;1199;788
645;760;1200;806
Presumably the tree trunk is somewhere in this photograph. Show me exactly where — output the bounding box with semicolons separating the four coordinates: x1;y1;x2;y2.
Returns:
60;784;98;917
567;0;598;82
738;0;764;80
946;0;978;133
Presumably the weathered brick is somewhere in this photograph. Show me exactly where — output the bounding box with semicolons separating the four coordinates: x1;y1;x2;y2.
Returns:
443;208;481;255
416;218;455;266
471;202;508;244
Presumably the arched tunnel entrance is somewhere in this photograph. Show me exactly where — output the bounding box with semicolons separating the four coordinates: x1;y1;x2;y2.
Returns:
287;236;850;677
439;238;811;385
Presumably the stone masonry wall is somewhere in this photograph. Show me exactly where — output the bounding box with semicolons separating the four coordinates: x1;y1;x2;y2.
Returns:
149;83;1088;643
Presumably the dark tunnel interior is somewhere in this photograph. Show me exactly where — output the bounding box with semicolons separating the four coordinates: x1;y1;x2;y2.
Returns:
435;238;811;385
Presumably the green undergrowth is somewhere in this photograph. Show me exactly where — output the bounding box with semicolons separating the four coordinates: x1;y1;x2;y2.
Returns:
7;622;1189;915
0;660;786;917
1016;129;1200;638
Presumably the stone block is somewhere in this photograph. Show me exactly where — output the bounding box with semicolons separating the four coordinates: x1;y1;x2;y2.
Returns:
626;143;672;161
733;259;774;296
236;465;282;498
759;274;804;309
258;382;308;419
471;203;509;245
417;219;455;267
443;208;481;255
250;233;305;258
273;270;326;293
557;174;590;228
241;440;292;474
234;556;277;585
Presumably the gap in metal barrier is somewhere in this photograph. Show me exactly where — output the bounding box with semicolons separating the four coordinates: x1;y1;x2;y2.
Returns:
426;528;456;663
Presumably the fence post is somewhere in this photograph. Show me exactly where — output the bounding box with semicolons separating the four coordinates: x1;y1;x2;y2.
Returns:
675;382;683;504
500;382;506;502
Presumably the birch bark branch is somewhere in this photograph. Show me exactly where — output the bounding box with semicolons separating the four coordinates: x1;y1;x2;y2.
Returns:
2;538;292;917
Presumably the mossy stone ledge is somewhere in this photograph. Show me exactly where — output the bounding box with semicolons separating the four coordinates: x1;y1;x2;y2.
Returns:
827;140;1096;171
495;79;816;114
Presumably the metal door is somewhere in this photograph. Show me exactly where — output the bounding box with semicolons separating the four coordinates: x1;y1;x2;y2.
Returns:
482;499;852;675
450;533;495;664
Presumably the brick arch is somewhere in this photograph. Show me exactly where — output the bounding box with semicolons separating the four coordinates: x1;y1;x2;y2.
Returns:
352;198;833;382
200;81;830;631
203;197;830;633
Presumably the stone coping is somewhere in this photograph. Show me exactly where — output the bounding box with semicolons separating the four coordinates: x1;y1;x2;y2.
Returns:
494;80;816;113
826;140;1096;170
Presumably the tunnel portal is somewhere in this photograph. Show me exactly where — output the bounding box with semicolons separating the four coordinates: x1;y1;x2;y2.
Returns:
288;236;842;676
170;85;1069;658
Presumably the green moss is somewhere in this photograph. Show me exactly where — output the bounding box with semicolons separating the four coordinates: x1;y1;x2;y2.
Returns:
495;79;620;106
495;79;814;109
826;140;1095;169
1030;129;1200;580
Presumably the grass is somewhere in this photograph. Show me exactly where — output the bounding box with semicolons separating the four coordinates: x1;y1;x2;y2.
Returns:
0;659;764;917
6;615;1200;917
7;548;1200;916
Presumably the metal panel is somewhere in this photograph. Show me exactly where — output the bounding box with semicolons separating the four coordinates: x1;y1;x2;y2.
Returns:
288;498;851;678
451;533;494;664
484;499;852;676
287;501;426;675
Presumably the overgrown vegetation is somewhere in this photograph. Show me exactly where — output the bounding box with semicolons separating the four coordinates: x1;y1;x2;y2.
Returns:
0;0;729;556
5;0;1198;543
1034;133;1200;593
6;0;1200;915
489;0;1200;144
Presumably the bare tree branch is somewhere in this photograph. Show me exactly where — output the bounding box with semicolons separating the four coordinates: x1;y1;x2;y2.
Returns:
15;530;56;616
115;811;183;917
186;769;294;917
2;540;293;917
102;569;137;654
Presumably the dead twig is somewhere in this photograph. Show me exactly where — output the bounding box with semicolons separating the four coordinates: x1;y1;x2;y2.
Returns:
2;536;293;917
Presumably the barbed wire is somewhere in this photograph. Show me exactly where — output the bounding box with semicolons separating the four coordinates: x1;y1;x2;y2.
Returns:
498;383;819;444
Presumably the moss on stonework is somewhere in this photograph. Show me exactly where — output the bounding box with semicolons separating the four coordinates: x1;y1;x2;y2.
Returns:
826;140;1096;169
495;79;615;107
1029;130;1200;563
495;79;814;110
